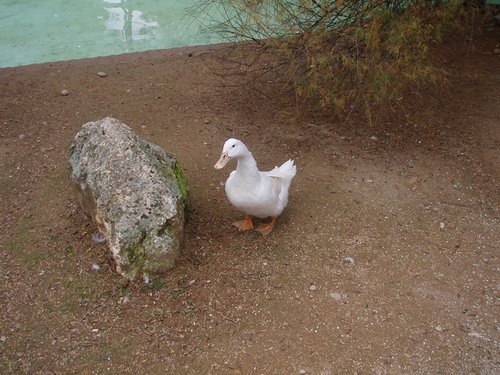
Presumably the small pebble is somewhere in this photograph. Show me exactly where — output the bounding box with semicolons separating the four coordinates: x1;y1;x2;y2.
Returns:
343;257;355;265
329;292;342;301
494;48;500;55
435;325;443;332
309;285;317;291
204;119;211;124
91;233;107;244
60;89;69;96
439;222;446;230
299;370;307;375
91;263;100;271
120;295;130;304
51;339;56;346
365;178;374;183
143;274;150;284
226;362;240;370
468;332;483;339
370;135;378;141
0;336;6;342
97;71;107;78
18;134;26;140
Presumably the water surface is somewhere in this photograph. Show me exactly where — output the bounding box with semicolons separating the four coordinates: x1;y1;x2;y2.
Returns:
0;0;220;68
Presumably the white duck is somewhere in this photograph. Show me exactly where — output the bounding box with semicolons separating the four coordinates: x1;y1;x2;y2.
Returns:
214;138;296;235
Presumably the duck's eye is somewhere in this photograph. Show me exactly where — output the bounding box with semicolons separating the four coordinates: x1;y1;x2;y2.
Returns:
232;145;236;148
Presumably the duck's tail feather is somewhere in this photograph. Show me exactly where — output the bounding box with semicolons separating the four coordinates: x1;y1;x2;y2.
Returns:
265;159;297;179
265;160;296;207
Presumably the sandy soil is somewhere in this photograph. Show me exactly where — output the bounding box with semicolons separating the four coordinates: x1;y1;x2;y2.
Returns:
0;27;499;375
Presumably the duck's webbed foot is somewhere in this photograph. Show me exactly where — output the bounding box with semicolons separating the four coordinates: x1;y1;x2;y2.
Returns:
255;216;277;236
232;215;254;231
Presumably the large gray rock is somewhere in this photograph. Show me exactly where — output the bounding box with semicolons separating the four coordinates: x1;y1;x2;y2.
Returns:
69;117;189;279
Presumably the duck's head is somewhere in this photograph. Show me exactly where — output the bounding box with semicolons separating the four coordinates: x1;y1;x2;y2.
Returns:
214;138;248;169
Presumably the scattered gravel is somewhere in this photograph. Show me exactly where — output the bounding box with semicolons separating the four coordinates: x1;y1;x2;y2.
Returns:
1;33;498;375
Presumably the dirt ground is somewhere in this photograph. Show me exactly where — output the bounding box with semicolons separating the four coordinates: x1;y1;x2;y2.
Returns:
0;25;499;375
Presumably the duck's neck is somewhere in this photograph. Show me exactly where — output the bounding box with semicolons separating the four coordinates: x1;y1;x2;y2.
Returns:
236;153;260;181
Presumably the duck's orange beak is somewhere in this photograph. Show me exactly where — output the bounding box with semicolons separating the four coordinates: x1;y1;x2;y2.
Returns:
214;152;230;169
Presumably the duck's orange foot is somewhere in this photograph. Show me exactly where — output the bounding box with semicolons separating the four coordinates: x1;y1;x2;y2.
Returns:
232;215;254;231
255;217;277;236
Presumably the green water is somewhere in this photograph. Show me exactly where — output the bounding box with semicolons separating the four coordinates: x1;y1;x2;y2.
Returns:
0;0;221;68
